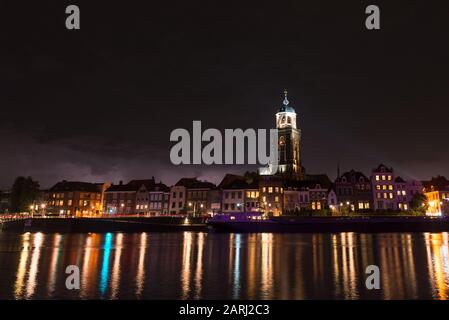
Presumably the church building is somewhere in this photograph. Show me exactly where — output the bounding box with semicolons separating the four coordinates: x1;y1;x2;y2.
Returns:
275;90;304;180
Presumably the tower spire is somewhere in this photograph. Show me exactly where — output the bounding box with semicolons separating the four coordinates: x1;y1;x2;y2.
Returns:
283;89;289;106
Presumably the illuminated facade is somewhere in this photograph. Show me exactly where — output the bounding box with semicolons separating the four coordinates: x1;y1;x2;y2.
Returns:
259;175;284;216
48;181;109;216
220;178;259;213
335;170;372;211
371;164;396;210
275;90;303;179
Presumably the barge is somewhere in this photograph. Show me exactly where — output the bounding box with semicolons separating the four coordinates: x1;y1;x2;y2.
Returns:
207;213;449;233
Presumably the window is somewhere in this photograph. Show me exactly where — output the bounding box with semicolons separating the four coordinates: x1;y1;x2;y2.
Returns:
387;175;392;181
364;202;370;209
376;175;380;181
274;196;279;202
68;200;72;206
172;202;175;208
388;185;393;190
382;175;386;181
268;187;273;193
262;187;266;193
358;202;364;209
389;193;393;199
275;187;279;193
382;185;387;190
376;185;381;190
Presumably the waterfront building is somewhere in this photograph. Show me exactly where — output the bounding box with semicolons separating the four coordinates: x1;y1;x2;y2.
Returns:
135;180;170;216
283;175;333;213
104;179;154;215
219;175;259;213
394;177;410;210
170;178;218;216
423;176;449;216
48;181;109;216
371;164;396;210
259;175;284;216
283;187;305;213
335;169;372;211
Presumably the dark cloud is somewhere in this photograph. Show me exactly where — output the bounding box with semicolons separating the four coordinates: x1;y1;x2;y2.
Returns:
0;0;448;188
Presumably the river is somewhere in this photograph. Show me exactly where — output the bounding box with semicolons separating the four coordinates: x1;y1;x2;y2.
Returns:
0;231;448;299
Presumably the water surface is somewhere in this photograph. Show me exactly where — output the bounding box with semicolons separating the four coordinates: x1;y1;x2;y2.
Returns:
0;231;448;299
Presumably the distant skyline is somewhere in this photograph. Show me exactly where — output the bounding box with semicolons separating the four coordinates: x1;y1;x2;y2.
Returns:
1;1;448;188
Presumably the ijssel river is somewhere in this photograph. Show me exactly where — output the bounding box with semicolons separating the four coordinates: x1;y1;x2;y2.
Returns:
0;231;448;300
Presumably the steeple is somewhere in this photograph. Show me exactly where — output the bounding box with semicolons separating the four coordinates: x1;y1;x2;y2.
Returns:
283;89;289;106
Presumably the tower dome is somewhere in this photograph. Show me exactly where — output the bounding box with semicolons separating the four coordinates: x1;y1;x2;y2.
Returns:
277;90;296;113
276;90;297;129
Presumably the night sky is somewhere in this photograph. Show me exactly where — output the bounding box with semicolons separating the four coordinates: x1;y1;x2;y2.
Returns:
1;0;448;188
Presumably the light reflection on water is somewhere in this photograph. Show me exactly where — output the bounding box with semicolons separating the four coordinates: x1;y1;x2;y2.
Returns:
2;232;449;299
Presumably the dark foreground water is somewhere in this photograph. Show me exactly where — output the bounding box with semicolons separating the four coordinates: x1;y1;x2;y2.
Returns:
0;231;448;299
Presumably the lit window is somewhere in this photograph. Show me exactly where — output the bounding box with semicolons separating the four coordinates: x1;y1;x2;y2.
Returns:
262;196;266;202
364;202;370;209
317;202;321;210
268;187;273;193
358;202;364;209
402;190;406;196
382;185;387;190
387;175;392;181
388;185;393;190
389;193;393;199
383;193;387;199
376;185;381;190
376;175;380;181
382;175;386;181
404;204;408;210
274;196;279;202
262;187;266;193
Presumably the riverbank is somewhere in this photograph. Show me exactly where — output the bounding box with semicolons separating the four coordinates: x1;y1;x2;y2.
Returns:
2;215;449;233
0;216;208;233
208;216;449;233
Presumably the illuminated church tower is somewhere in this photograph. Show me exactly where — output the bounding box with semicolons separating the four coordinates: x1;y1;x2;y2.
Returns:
276;90;303;179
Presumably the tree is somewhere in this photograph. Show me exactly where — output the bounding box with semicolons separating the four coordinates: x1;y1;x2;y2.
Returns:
410;192;427;214
10;176;40;213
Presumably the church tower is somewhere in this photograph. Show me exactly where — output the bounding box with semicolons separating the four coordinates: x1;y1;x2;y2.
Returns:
275;90;303;179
